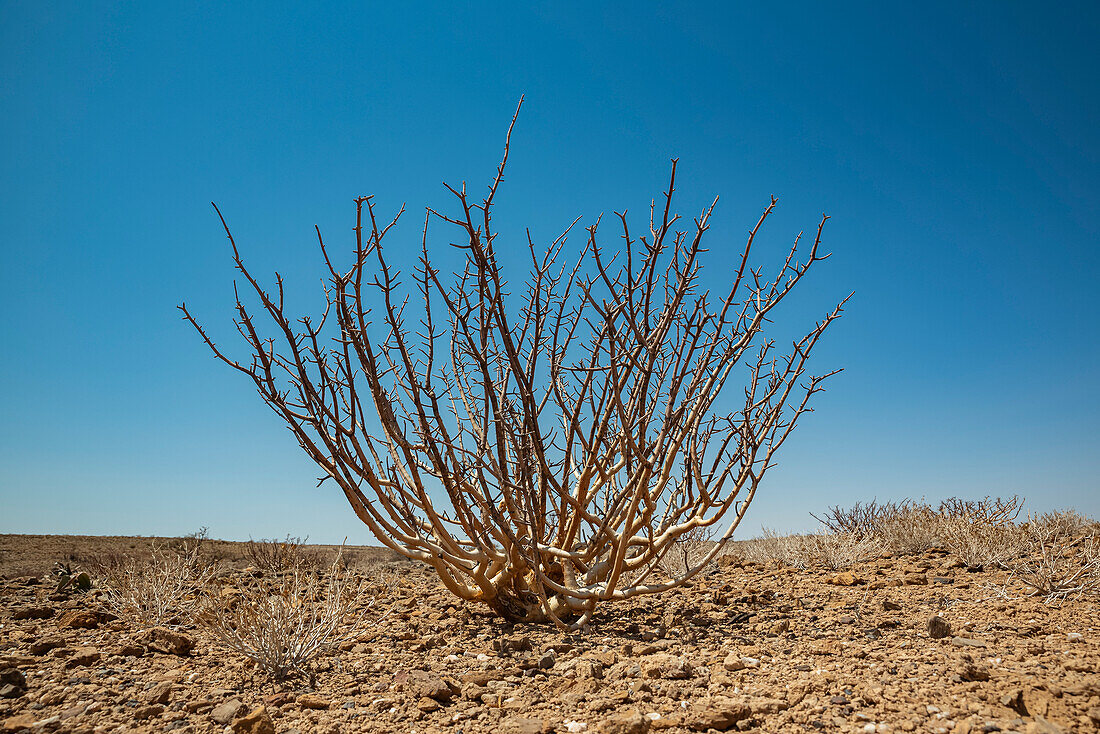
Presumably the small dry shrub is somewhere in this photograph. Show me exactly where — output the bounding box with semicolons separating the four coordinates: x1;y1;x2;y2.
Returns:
816;496;1024;562
741;528;810;569
659;525;718;579
1007;513;1100;602
873;503;943;555
799;531;882;571
812;499;900;536
939;517;1020;570
244;535;318;572
99;544;216;628
199;551;384;679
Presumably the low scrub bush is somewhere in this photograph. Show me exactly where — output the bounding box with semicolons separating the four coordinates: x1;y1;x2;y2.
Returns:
1007;514;1100;602
98;544;216;627
659;525;719;579
799;531;882;571
741;528;810;569
244;535;318;573
199;551;384;679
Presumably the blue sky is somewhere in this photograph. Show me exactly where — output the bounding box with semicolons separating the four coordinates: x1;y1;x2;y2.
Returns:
2;2;1097;544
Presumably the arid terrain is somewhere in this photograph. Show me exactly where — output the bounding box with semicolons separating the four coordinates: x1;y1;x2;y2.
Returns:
1;533;1098;734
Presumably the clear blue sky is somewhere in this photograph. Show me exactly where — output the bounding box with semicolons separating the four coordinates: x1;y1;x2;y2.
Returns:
2;2;1097;544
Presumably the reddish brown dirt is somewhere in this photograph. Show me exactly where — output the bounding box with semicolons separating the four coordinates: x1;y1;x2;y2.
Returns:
1;535;1098;733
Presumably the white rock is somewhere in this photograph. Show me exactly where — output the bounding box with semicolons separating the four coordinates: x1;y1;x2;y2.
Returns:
564;721;588;733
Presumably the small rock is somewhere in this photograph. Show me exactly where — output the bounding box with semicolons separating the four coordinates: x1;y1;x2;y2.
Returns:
66;647;101;667
496;636;534;654
1000;689;1027;716
882;600;902;611
404;670;454;701
599;709;650;734
28;638;65;656
825;572;864;586
416;696;441;712
950;636;989;649
296;693;330;710
133;704;164;720
640;654;692;679
0;670;26;691
1066;632;1083;642
722;651;745;671
211;699;247;725
677;697;753;730
928;615;953;639
771;619;790;634
959;662;990;682
1087;707;1100;724
12;607;54;621
135;627;193;656
262;692;292;707
144;681;172;704
461;670;505;686
230;706;275;734
538;652;556;669
57;610;101;629
0;685;23;700
0;713;37;732
499;716;553;734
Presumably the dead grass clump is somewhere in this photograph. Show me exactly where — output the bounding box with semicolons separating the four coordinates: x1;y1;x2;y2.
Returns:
99;544;216;628
1007;514;1100;603
244;535;318;573
199;552;383;680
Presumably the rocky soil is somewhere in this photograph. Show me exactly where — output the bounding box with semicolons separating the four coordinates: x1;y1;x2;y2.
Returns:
1;535;1098;733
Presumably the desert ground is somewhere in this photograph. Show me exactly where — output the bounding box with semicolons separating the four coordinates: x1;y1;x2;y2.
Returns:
1;532;1097;734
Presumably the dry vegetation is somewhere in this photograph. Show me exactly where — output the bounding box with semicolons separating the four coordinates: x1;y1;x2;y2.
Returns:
181;101;849;628
1;503;1099;733
199;550;385;680
741;498;1100;604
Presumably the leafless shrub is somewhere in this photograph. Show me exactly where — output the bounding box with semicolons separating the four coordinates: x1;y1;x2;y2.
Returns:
1026;509;1097;538
181;101;847;629
659;524;719;579
811;499;901;536
1007;515;1100;603
741;528;810;569
874;503;943;555
939;517;1021;570
939;495;1022;525
815;496;1023;560
244;535;318;573
199;552;384;679
99;544;216;628
799;531;882;571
